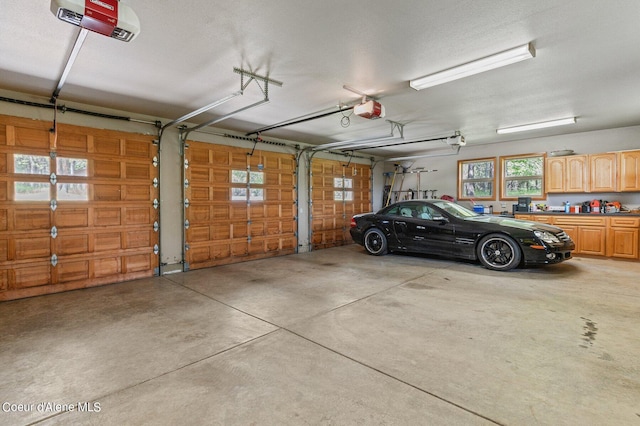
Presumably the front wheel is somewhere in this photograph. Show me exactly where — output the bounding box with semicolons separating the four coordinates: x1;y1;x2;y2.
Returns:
477;233;521;271
363;228;388;256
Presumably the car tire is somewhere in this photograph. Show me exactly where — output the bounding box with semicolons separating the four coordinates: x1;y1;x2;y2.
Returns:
477;233;522;271
364;228;388;256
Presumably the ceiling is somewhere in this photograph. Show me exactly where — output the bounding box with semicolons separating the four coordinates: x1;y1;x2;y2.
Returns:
2;1;640;157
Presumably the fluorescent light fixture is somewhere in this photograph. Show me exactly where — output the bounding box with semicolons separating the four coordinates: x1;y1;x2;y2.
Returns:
409;43;535;90
496;117;576;134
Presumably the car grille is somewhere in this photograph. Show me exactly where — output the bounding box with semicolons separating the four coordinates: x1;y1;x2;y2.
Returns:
556;231;572;242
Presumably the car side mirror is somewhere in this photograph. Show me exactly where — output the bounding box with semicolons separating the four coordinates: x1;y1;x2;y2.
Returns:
432;216;448;224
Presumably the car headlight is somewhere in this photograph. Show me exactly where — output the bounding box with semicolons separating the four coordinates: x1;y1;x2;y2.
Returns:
534;230;560;244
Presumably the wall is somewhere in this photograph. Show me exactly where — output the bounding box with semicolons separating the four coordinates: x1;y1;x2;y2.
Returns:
382;127;640;212
0;90;372;274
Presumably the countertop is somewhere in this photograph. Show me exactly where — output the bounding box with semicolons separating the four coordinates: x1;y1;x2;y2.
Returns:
515;211;640;217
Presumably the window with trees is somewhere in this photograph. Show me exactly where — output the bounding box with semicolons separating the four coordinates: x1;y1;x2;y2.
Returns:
458;158;496;200
500;154;545;200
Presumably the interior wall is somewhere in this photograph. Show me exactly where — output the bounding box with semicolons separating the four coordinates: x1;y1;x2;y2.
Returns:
384;127;640;211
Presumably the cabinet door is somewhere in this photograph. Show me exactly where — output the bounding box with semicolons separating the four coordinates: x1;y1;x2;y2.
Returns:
590;153;616;192
607;228;639;259
578;226;606;256
618;150;640;191
545;157;565;193
566;155;588;192
559;225;579;253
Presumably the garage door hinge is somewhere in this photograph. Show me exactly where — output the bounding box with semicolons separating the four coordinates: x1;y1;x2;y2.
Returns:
51;254;58;267
184;243;190;251
184;220;190;229
153;199;160;209
153;244;159;255
50;226;58;239
184;159;189;169
153;221;159;232
50;200;57;211
152;156;159;167
153;178;159;188
184;199;190;208
49;173;57;185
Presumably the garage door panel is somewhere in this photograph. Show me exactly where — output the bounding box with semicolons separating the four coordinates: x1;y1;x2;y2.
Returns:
94;232;122;252
190;186;211;201
93;137;121;155
124;185;151;201
0;115;158;300
311;159;371;250
55;234;88;255
13;263;50;289
15;127;50;149
124;229;153;249
187;226;211;242
185;141;296;270
93;257;121;278
15;236;50;258
57;132;88;152
125;207;152;225
94;208;121;226
0;269;7;291
94;160;121;178
0;209;7;231
56;208;89;228
125;163;151;180
125;253;152;273
57;260;89;282
15;208;51;230
190;167;211;182
124;139;152;158
94;184;121;201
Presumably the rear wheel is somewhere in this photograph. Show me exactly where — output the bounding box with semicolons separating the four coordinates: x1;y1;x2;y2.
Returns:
364;228;388;256
477;233;521;271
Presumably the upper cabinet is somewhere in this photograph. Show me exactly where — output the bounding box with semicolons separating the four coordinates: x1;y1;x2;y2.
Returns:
545;155;588;193
618;150;640;192
590;152;617;192
546;150;639;193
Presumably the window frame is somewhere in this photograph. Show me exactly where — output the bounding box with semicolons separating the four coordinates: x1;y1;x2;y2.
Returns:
499;153;546;201
457;157;497;201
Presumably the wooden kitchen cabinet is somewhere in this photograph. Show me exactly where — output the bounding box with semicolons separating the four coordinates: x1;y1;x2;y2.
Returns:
554;216;606;255
618;150;640;191
590;152;617;192
545;155;588;193
607;217;640;259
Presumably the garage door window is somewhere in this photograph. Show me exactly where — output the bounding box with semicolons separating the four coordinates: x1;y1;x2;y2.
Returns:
334;177;353;201
14;154;50;175
231;170;265;201
57;157;88;176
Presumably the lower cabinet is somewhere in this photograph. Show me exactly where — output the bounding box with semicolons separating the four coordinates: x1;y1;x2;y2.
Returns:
607;217;640;259
515;214;638;259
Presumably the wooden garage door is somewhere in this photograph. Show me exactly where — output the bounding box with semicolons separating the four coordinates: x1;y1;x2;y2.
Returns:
0;115;158;301
311;158;371;250
184;141;296;270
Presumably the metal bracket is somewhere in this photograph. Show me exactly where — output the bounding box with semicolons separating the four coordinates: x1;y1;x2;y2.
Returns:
152;156;159;167
184;220;190;229
153;244;159;255
51;254;58;267
153;178;159;188
153;221;159;232
184;179;190;189
49;173;57;185
184;199;190;208
50;200;57;211
153;199;159;209
50;226;58;239
184;159;189;169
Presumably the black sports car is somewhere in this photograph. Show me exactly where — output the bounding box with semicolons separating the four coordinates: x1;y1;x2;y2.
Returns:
350;200;575;271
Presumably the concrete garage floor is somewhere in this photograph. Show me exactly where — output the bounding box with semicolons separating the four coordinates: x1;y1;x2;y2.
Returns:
1;246;639;425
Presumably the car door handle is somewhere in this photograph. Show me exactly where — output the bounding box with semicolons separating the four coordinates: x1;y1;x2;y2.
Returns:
396;221;406;225
414;236;425;240
416;226;426;230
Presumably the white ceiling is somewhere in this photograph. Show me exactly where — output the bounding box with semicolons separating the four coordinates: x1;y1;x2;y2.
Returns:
2;1;640;157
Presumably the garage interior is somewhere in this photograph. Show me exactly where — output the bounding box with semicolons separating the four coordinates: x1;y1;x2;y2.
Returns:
1;1;640;425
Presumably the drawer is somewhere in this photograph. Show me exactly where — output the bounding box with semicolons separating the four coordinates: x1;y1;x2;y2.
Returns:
609;216;640;228
554;216;607;226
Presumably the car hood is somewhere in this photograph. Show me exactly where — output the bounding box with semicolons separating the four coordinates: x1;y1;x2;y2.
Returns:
465;215;562;233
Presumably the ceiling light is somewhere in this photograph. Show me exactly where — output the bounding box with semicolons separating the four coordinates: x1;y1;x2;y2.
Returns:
496;117;576;134
409;43;535;90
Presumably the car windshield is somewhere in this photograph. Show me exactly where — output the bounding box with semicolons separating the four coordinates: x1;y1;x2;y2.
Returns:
431;200;478;218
